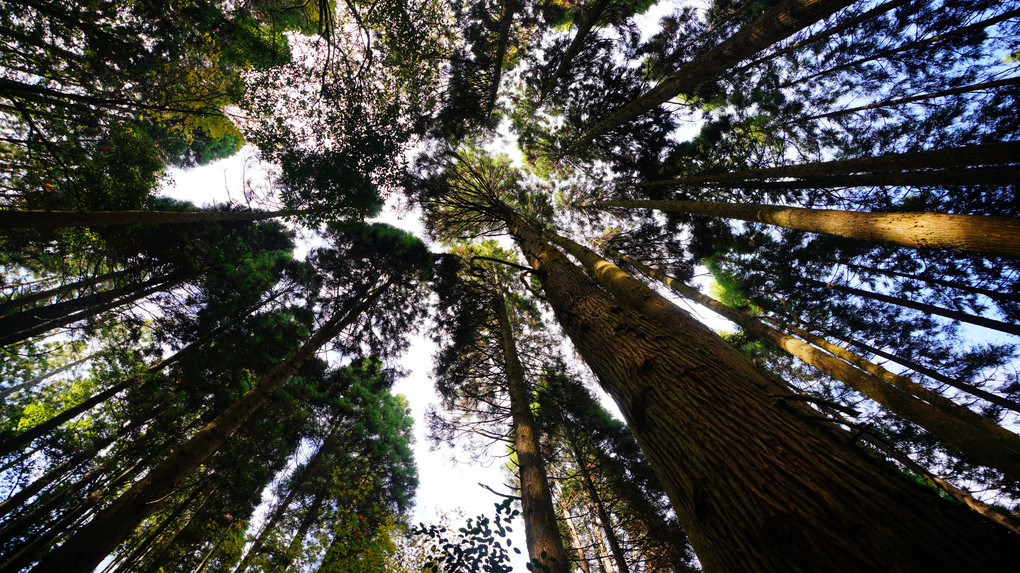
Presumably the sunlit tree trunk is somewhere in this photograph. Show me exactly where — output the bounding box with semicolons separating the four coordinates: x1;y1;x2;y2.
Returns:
594;198;1020;259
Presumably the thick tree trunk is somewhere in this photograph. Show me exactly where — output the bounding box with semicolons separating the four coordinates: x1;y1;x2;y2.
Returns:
634;141;1020;186
611;249;1020;482
494;290;570;573
801;77;1020;121
28;283;388;573
576;0;854;142
506;215;1020;571
803;277;1020;337
595;198;1020;259
0;209;298;231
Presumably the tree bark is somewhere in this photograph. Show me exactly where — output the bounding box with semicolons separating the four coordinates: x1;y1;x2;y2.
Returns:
576;0;854;143
540;0;613;100
0;208;299;231
28;283;389;573
493;289;570;573
505;214;1020;571
0;268;133;315
595;198;1020;259
568;433;629;573
611;249;1020;482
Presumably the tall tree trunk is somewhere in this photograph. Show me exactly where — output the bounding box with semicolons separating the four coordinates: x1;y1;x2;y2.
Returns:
28;282;390;573
0;208;300;231
0;272;190;347
633;141;1020;186
505;214;1020;571
277;486;331;572
493;289;571;573
485;0;520;116
568;433;629;573
800;77;1020;121
549;468;593;573
844;262;1020;306
0;268;133;315
109;481;211;573
576;0;854;142
595;198;1020;259
638;165;1020;189
0;353;92;399
802;277;1020;337
610;248;1020;482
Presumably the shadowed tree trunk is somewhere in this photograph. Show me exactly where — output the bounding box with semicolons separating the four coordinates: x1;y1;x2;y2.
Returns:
594;198;1020;259
503;212;1020;571
567;433;629;573
0;209;300;231
0;268;133;315
28;282;390;573
540;0;613;99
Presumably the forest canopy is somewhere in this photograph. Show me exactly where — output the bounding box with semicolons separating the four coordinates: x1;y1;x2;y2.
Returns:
2;0;1020;571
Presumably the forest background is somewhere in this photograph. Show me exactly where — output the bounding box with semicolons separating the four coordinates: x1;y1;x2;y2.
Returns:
1;0;1019;571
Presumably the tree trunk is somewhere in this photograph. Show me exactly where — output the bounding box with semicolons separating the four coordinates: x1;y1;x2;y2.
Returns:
485;0;520;116
0;208;299;231
0;272;190;347
576;0;854;142
493;289;570;573
505;214;1020;571
540;0;613;99
638;165;1020;189
611;249;1020;482
277;486;331;572
844;262;1020;306
0;268;133;315
549;468;593;573
0;353;92;399
28;282;389;573
801;77;1020;121
633;141;1020;186
568;434;629;573
802;277;1020;337
595;198;1020;259
109;480;212;573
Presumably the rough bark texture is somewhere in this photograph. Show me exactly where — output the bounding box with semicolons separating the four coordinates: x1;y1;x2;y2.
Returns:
0;209;295;230
494;291;570;573
597;198;1020;259
612;250;1020;482
577;0;854;142
28;286;386;573
507;217;1020;572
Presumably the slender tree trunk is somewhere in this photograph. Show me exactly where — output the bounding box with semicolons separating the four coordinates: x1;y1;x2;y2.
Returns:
633;141;1020;186
801;77;1020;121
587;510;615;573
277;487;331;571
780;9;1020;88
844;263;1020;306
485;0;520;116
109;481;210;573
549;469;593;573
0;272;190;347
493;289;570;573
540;0;613;99
0;353;92;399
505;214;1020;571
576;0;854;142
28;282;389;573
568;434;629;573
818;327;1020;413
136;480;223;573
610;249;1020;482
638;165;1020;189
0;268;133;315
802;277;1020;337
0;208;301;231
595;198;1020;259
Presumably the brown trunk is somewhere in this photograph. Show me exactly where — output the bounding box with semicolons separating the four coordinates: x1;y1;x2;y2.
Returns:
633;141;1020;185
277;486;332;571
638;165;1020;189
568;434;630;573
576;0;854;142
493;289;570;573
801;77;1020;121
596;197;1020;259
819;327;1020;413
612;249;1020;482
112;483;210;573
0;268;133;315
845;262;1020;306
803;277;1020;337
0;354;92;400
28;283;388;573
485;0;519;116
780;9;1020;88
549;469;593;573
0;208;298;231
506;215;1020;571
